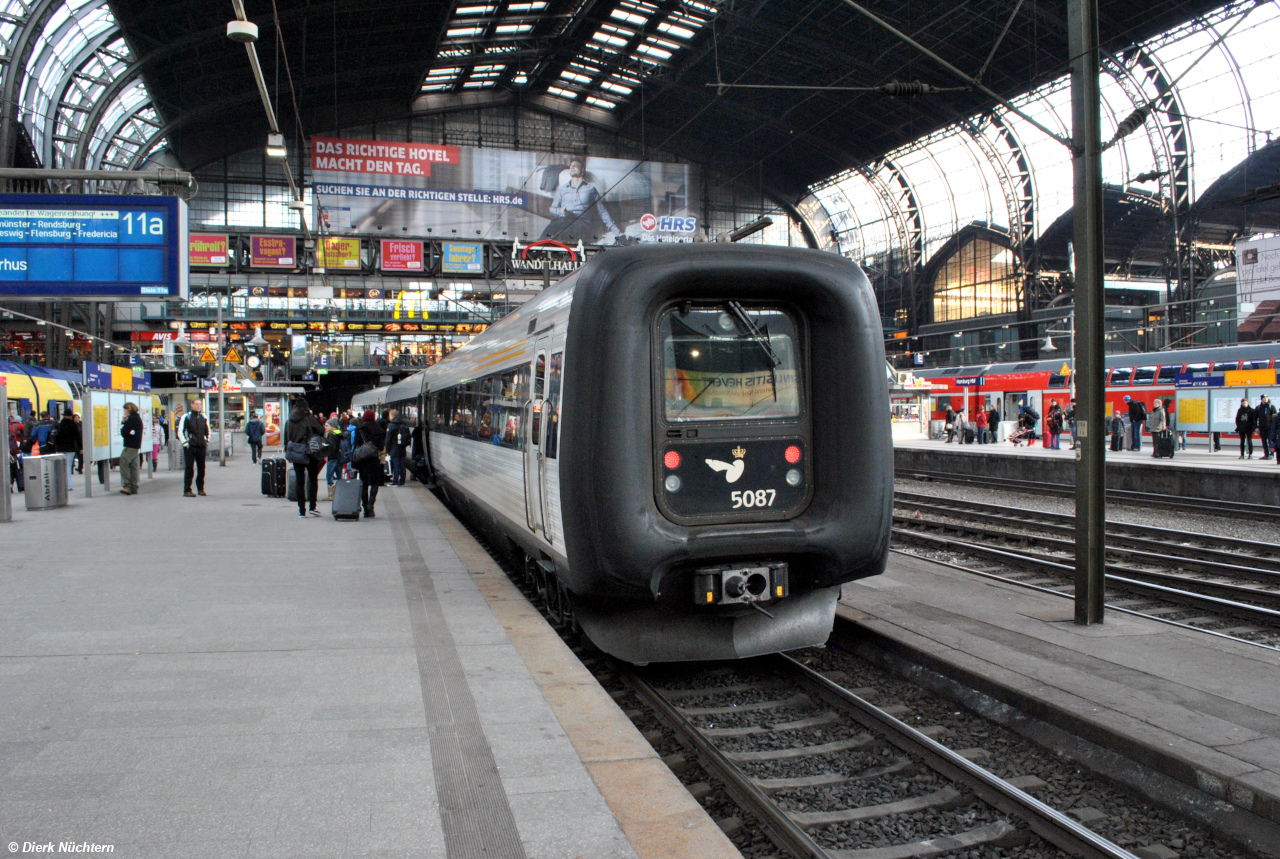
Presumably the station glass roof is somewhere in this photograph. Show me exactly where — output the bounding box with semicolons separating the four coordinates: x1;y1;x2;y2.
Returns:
812;0;1280;264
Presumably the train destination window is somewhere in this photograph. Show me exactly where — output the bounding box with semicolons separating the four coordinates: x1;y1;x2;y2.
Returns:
1156;366;1181;383
660;303;802;422
1109;367;1132;385
1131;366;1158;384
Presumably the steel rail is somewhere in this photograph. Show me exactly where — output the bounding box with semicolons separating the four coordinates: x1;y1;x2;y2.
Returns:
892;526;1280;626
895;489;1280;561
780;654;1140;859
898;469;1280;522
893;503;1280;587
622;669;833;859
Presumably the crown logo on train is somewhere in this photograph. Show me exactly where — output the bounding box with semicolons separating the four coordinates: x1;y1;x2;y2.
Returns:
731;446;746;459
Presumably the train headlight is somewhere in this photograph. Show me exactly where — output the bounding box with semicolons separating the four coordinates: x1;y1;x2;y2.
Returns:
785;468;802;486
664;475;682;492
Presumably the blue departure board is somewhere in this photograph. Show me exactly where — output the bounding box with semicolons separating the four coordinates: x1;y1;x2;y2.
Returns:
0;194;188;298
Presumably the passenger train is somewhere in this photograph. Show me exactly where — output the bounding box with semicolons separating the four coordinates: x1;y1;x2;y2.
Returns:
368;244;893;663
923;342;1280;436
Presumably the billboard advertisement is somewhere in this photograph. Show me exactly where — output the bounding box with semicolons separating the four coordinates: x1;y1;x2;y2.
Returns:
380;239;423;271
250;235;295;267
442;242;482;274
189;234;229;266
1236;236;1280;337
312;137;701;245
317;236;360;269
0;194;187;298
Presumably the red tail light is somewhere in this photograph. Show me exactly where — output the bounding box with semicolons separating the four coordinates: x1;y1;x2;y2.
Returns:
664;450;681;469
784;445;801;464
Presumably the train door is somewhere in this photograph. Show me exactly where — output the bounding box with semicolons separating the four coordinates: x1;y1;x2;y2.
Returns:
524;336;550;534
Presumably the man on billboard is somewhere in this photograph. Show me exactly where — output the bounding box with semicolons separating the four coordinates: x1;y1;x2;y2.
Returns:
541;155;621;244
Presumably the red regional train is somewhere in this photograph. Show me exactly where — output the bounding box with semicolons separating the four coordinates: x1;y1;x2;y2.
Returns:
921;342;1280;440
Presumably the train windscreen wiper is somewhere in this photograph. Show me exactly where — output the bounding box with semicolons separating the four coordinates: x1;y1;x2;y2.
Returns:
726;301;781;402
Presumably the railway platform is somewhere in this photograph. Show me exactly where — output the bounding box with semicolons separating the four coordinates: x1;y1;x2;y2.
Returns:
839;552;1280;850
894;437;1280;507
0;456;740;859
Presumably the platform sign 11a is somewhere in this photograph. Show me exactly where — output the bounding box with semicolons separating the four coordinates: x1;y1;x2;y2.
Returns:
0;194;188;298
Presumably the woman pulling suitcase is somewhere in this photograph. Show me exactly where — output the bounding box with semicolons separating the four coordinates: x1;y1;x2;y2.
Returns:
351;409;386;519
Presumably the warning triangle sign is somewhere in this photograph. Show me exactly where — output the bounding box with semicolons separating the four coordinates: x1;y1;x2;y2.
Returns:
1060;362;1071;375
224;347;242;364
198;346;217;363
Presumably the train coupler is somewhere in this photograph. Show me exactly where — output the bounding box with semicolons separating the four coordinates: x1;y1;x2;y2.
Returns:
693;562;789;606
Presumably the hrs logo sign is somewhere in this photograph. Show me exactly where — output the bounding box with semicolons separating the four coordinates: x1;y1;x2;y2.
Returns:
640;213;697;233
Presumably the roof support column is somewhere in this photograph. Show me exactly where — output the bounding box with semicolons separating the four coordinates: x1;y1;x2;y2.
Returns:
1069;0;1106;626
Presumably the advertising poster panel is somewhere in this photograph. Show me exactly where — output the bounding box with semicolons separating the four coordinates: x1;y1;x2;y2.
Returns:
317;236;361;269
313;137;701;245
442;242;482;274
250;235;296;267
190;234;230;266
380;239;423;271
1236;235;1280;331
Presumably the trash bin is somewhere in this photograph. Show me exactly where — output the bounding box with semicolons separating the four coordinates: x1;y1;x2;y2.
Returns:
23;453;68;510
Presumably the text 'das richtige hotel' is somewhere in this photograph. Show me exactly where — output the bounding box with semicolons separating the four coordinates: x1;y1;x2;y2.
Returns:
9;843;115;854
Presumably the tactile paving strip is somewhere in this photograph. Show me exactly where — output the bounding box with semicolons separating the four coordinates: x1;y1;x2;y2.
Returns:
388;496;528;859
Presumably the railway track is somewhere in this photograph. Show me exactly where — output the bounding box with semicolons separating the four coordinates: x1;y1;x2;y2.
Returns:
898;468;1280;523
892;491;1280;645
623;655;1138;859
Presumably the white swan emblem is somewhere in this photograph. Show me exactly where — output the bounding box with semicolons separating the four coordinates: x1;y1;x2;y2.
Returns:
705;458;745;484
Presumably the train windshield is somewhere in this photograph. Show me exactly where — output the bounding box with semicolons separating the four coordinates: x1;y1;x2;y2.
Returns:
660;304;802;422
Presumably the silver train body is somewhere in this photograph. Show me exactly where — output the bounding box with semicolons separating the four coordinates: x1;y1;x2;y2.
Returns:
383;244;892;663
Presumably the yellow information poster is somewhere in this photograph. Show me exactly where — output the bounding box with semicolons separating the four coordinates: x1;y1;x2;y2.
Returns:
93;405;109;447
318;237;361;269
1180;396;1207;425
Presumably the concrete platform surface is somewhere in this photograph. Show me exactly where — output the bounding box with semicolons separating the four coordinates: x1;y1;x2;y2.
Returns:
840;553;1280;829
0;455;740;859
896;436;1280;473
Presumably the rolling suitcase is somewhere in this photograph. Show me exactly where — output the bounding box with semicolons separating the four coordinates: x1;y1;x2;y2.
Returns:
963;427;975;444
332;476;361;520
260;459;274;496
1154;429;1175;459
286;466;298;502
262;458;287;498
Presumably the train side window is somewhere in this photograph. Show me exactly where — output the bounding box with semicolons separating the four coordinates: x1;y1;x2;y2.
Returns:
1242;359;1271;370
532;353;546;446
545;352;564;460
1184;363;1209;374
1212;361;1239;371
1109;368;1132;385
1156;366;1180;383
1131;366;1157;384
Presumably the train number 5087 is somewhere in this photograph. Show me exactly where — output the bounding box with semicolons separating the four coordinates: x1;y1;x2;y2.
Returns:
731;489;777;509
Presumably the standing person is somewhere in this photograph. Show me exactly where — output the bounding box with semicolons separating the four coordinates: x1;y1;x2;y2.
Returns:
119;402;143;496
30;411;54;453
72;413;84;473
285;398;326;518
386;410;411;486
179;400;209;497
1126;395;1147;451
1235;397;1256;459
944;405;957;443
1256;395;1276;460
244;411;265;464
151;414;164;473
1066;399;1077;449
54;409;78;485
1148;398;1167;457
7;411;23;492
1271;407;1280;464
988;405;1001;443
352;409;386;518
975;407;989;444
324;413;343;498
1047;400;1063;449
1109;410;1124;452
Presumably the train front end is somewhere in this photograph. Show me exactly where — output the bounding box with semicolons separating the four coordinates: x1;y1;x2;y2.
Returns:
559;244;892;663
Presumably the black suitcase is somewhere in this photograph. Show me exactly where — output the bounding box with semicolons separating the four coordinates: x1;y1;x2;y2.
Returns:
261;458;287;498
963;427;975;444
1154;429;1175;459
332;477;361;520
286;465;298;502
1110;430;1122;452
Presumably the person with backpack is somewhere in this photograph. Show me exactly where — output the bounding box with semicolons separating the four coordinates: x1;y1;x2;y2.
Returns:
244;411;266;464
285;398;327;517
30;411;54;454
1126;395;1147;451
1256;395;1276;460
352;409;386;518
386;409;412;486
